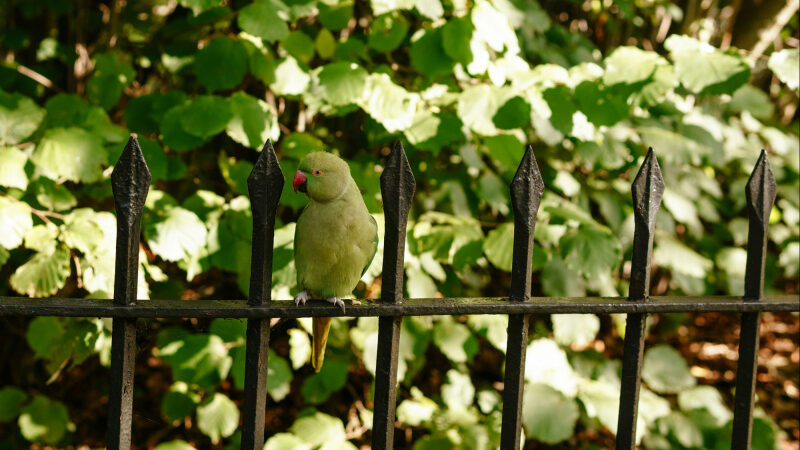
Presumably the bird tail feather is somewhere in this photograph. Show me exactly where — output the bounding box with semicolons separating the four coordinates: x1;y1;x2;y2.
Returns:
311;317;332;372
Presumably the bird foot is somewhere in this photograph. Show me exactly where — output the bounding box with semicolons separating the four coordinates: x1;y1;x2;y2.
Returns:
326;297;346;313
294;290;310;306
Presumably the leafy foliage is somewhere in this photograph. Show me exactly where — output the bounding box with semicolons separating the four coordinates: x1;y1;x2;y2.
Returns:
0;0;797;447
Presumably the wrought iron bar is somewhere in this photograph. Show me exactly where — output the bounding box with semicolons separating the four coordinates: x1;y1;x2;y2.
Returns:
107;136;150;450
241;141;284;450
372;142;415;450
732;150;777;450
501;145;544;449
616;148;664;449
1;296;796;318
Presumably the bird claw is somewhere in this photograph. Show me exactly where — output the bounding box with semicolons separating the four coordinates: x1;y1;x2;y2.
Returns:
294;290;310;306
327;297;346;313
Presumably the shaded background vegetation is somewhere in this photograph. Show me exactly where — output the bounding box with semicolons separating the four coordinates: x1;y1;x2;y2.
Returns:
0;0;798;448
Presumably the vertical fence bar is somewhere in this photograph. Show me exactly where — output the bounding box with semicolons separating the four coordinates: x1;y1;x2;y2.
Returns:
372;142;415;450
616;148;664;449
107;136;150;449
731;150;776;450
500;145;544;450
241;141;284;450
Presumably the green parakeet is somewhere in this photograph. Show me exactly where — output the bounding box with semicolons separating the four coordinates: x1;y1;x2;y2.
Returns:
292;152;378;372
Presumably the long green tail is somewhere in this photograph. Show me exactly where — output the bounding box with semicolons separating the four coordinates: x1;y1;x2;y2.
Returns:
311;317;332;372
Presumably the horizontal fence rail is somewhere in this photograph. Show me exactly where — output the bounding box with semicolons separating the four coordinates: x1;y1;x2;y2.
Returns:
1;136;798;450
1;295;797;317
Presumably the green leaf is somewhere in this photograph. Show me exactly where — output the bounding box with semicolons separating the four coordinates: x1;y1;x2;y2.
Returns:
161;384;199;422
492;96;530;130
87;53;135;110
301;358;348;403
159;333;232;391
43;94;89;129
289;411;347;447
0;387;27;422
368;13;408;52
678;385;732;427
359;73;418;132
397;388;438;426
238;1;289;43
180;95;233;139
728;84;774;119
147;206;208;262
483;223;514;271
210;318;247;344
124;95;158;134
660;412;704;448
194;36;248;92
642;344;696;393
288;328;311;369
574;81;630;127
433;316;473;363
0;90;44;145
441;16;473;65
442;369;474;410
154;440;197;450
33;127;106;182
270;57;311;96
178;0;221;14
264;433;309;450
0;146;28;190
196;393;239;444
137;138;167;181
483;134;524;173
522;383;579;444
160;106;204;151
18;396;73;444
318;0;353;31
409;29;454;77
768;48;799;91
61;209;104;254
542;85;577;134
603;46;666;85
315;28;337;59
560;226;620;278
226;92;279;149
654;236;713;279
283;31;315;63
665;35;750;95
267;350;293;401
315;62;368;106
552;314;600;347
541;256;585;297
10;246;71;297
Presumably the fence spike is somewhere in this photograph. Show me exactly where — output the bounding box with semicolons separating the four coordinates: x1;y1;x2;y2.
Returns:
616;148;665;449
501;144;544;450
380;141;416;303
111;136;151;306
107;136;150;450
732;150;777;450
372;142;415;450
247;140;285;306
241;140;284;450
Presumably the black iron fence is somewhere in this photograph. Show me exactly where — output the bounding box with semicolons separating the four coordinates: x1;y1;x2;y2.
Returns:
0;137;798;450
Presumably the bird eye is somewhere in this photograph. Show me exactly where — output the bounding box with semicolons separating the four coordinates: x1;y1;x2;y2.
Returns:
313;169;322;177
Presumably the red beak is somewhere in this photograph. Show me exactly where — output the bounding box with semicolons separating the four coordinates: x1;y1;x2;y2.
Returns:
293;171;308;193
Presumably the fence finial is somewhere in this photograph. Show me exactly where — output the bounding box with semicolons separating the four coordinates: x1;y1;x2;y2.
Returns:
509;144;544;301
247;139;284;306
108;135;150;450
731;150;778;450
380;141;415;303
744;149;777;300
629;147;664;300
111;136;151;306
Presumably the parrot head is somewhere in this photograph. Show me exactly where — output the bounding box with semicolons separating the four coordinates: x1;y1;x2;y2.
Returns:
293;152;352;202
